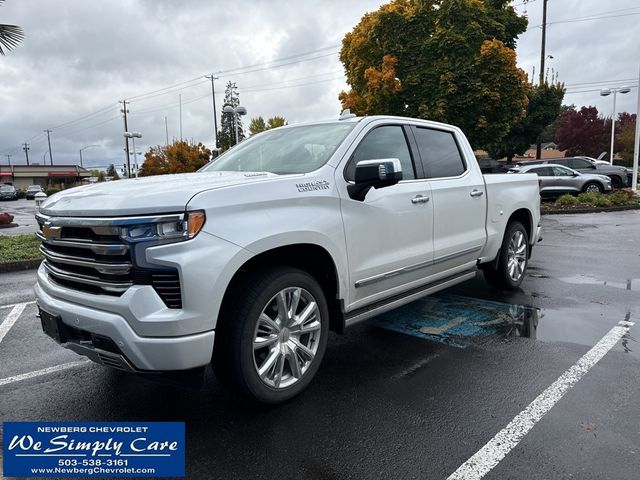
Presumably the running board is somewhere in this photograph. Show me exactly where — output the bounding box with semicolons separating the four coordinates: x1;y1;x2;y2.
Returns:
344;270;477;328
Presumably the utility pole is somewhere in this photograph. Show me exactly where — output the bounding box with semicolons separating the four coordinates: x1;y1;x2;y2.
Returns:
536;0;548;160
164;116;169;146
205;74;219;148
44;129;54;165
5;154;11;166
22;143;30;165
119;100;131;178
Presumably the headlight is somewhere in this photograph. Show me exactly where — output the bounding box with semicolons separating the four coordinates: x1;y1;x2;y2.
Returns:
121;210;205;242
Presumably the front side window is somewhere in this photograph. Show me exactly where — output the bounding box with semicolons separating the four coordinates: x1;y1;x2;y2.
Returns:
413;127;466;178
552;166;573;177
202;123;354;175
345;125;415;181
570;158;592;170
530;167;553;176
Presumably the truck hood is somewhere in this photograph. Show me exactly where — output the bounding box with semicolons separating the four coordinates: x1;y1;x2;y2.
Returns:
40;171;283;217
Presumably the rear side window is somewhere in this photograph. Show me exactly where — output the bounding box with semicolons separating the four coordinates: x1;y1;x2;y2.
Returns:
548;158;570;167
530;167;553;176
413;127;466;178
569;158;592;169
346;125;415;181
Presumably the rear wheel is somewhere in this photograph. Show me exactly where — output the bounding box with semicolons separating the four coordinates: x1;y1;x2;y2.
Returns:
483;221;529;290
583;182;603;193
213;267;329;404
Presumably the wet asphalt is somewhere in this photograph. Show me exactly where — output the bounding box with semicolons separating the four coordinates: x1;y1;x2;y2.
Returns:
1;210;639;479
0;198;40;236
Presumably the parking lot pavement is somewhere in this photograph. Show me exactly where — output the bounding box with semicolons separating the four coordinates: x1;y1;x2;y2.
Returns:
0;198;39;236
1;210;639;479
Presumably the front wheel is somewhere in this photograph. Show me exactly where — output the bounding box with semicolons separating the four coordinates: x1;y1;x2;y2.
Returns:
483;221;529;290
582;182;603;193
213;267;329;404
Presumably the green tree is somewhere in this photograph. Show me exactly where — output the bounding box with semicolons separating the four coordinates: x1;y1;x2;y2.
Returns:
249;116;267;135
487;82;565;162
339;0;529;148
217;82;245;151
0;0;23;55
106;164;120;180
139;141;211;176
266;116;287;129
249;115;288;135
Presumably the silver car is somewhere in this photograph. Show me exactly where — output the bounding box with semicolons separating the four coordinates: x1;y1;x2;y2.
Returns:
511;164;612;197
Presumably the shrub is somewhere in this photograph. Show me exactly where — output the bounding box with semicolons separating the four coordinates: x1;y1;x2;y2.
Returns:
555;194;579;206
576;192;599;204
45;187;60;196
608;190;633;205
592;195;612;207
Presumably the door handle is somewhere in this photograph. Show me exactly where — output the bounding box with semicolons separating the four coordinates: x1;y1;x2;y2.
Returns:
470;189;484;197
411;195;430;204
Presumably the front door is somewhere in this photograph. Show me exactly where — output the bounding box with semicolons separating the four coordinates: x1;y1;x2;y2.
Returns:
339;124;434;311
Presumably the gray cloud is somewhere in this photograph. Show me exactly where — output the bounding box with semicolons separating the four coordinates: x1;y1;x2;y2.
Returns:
0;0;638;170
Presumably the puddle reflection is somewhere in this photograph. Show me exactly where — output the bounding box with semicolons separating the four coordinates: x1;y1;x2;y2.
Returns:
371;294;540;348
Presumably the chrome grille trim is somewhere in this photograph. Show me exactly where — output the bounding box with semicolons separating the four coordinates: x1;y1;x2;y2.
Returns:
36;212;184;227
36;232;129;255
44;262;132;292
39;246;132;275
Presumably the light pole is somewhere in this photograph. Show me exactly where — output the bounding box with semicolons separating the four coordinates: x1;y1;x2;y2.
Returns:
600;86;631;165
79;145;100;168
124;132;142;177
222;105;247;146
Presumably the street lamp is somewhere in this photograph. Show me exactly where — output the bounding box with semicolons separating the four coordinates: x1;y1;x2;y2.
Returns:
600;86;631;165
123;132;142;177
222;105;247;146
79;144;100;168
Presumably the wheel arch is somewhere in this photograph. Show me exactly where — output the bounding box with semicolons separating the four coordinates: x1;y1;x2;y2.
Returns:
218;243;344;335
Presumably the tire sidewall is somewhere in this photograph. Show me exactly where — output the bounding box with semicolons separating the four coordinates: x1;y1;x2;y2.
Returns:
498;221;529;289
238;269;329;404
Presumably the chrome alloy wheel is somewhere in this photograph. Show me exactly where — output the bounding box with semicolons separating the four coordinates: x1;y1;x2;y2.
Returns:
507;230;527;282
252;287;322;389
585;183;601;193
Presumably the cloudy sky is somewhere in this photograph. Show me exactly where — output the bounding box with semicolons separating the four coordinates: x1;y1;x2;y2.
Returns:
0;0;638;170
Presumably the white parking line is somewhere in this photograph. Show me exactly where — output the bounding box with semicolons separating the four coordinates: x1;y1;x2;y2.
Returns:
447;319;635;480
0;300;36;310
0;361;89;387
0;302;27;344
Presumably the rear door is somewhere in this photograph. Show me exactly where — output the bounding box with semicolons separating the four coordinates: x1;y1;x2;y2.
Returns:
410;126;486;269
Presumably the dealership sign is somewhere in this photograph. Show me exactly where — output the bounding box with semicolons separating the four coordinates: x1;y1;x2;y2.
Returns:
3;422;185;477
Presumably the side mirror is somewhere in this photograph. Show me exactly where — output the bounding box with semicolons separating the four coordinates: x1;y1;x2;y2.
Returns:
348;159;403;201
572;172;580;177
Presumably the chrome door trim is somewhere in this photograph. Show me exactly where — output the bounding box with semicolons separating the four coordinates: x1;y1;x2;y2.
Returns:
354;245;482;288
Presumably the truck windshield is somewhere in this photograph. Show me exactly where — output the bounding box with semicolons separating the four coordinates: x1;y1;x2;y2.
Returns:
202;123;355;174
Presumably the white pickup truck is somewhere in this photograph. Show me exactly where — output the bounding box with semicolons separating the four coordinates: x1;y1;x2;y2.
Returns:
35;114;541;403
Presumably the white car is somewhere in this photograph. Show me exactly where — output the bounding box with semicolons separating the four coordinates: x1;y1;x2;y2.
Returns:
35;114;541;403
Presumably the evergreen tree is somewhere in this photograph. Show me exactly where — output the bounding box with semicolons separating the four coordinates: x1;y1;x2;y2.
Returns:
217;81;245;151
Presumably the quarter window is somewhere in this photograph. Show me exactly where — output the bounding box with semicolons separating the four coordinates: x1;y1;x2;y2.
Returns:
413;127;466;178
346;126;415;181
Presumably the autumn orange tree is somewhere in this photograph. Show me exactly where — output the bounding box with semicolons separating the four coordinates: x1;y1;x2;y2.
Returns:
339;0;530;148
139;141;211;176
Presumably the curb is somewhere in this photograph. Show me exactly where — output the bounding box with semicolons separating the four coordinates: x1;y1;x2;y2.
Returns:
542;204;640;215
0;258;42;274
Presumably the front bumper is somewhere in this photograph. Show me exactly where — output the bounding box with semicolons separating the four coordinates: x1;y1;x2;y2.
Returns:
35;278;215;371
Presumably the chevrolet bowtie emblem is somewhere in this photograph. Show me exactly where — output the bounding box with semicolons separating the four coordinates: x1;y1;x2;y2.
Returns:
42;223;62;241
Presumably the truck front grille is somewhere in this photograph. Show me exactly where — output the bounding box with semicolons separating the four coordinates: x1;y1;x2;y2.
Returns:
37;215;183;308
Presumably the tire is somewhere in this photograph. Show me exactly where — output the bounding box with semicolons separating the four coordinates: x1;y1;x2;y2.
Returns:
582;182;603;193
213;267;329;404
483;221;529;290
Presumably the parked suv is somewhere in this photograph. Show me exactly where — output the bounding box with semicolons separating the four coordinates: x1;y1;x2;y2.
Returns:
25;185;44;200
519;157;628;188
512;164;612;197
0;184;18;201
